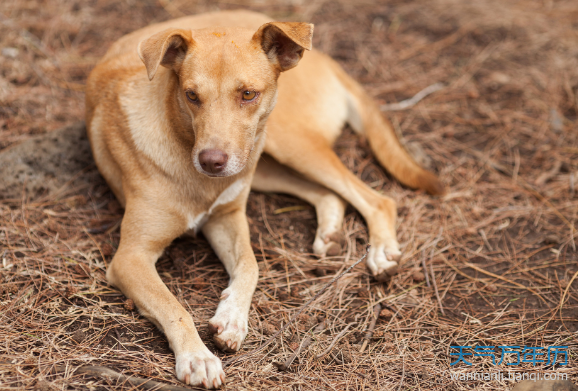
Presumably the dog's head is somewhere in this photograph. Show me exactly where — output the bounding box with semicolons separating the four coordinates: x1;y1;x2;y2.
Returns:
137;22;313;177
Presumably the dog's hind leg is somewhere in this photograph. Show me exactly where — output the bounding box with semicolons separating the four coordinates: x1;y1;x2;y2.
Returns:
252;155;347;257
264;128;400;281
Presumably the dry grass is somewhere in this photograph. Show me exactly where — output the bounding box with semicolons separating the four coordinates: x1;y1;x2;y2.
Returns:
1;0;578;390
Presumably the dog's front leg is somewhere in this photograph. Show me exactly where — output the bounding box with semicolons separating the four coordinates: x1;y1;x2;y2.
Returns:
202;207;258;353
106;203;225;388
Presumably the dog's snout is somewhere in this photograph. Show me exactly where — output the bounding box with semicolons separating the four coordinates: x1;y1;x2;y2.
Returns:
199;149;228;174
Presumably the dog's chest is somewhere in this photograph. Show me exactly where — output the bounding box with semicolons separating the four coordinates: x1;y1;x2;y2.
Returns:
185;178;247;233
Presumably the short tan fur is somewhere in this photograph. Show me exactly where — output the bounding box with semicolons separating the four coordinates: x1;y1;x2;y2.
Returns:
86;9;443;389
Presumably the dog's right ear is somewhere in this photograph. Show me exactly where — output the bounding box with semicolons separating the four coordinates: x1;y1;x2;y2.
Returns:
138;28;193;81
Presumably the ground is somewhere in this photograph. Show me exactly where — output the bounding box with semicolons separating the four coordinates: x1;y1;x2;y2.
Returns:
0;0;577;390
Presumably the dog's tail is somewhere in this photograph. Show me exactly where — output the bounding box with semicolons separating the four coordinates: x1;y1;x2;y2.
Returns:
329;60;445;195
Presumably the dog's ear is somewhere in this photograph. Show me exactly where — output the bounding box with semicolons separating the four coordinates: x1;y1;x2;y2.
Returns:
138;28;193;81
252;22;314;72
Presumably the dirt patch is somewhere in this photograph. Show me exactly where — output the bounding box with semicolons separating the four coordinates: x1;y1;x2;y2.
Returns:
0;122;96;200
1;0;577;390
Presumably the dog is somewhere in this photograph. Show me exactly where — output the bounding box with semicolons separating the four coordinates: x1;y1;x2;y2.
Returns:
86;9;443;388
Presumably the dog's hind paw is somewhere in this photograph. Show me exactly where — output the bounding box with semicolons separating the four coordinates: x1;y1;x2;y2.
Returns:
367;243;401;282
209;289;248;353
313;231;347;257
175;349;225;389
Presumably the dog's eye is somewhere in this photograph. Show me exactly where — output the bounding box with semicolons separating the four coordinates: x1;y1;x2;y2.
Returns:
242;91;256;101
186;91;198;102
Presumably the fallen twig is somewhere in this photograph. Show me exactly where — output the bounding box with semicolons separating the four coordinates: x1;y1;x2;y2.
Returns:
428;229;445;315
315;323;352;359
359;303;382;353
421;250;431;288
380;83;444;111
534;159;561;186
68;365;195;391
430;262;445;316
397;349;406;391
224;246;370;368
278;319;326;371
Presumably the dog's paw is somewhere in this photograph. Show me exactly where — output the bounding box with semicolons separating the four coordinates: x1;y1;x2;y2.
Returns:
208;288;248;353
367;243;401;282
313;231;347;257
175;349;225;389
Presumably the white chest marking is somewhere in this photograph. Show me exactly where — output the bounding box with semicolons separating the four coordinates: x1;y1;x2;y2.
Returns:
187;178;247;233
187;212;207;232
208;178;246;214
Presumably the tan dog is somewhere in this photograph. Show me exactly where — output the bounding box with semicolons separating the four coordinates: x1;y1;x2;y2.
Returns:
86;9;443;388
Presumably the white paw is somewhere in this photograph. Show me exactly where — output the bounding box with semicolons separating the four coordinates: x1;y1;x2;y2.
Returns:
313;231;346;257
367;243;401;282
208;288;248;352
175;349;225;389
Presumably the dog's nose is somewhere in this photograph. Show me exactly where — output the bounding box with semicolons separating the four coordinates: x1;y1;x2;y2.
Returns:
198;149;228;174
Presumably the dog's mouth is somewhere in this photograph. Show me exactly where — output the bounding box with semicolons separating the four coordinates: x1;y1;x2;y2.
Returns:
203;172;227;178
193;157;246;178
193;145;254;178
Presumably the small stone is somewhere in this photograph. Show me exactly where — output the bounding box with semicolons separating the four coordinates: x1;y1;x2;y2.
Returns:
340;342;353;364
191;277;204;290
71;330;85;343
34;379;53;391
261;321;277;336
467;88;480;99
2;47;19;58
6;285;18;294
543;234;561;245
488;71;510;85
348;331;363;344
412;271;425;282
64;286;78;297
313;267;328;277
297;314;310;323
297;313;312;331
373;330;384;339
124;298;135;311
379;308;393;318
278;289;289;301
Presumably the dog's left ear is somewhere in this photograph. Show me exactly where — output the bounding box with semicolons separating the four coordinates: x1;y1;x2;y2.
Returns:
252;22;314;72
138;28;193;81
